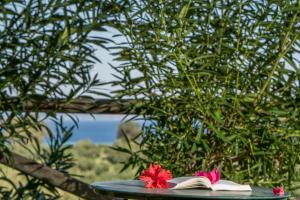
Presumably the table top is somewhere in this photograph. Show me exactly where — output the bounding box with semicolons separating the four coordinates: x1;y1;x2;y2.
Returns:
92;180;290;200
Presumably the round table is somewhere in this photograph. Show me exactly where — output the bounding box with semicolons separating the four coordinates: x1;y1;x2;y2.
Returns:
92;180;289;200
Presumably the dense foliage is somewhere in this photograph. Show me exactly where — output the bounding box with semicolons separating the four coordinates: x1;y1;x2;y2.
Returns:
113;0;300;191
0;0;117;198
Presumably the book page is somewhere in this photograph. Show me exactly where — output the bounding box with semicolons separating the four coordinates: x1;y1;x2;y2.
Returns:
168;176;212;190
211;180;252;191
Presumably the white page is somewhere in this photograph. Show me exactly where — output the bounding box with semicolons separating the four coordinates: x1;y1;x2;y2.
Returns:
168;177;211;189
211;180;252;191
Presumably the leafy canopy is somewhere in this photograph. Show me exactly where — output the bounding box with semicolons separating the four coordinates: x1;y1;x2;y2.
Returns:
112;0;300;191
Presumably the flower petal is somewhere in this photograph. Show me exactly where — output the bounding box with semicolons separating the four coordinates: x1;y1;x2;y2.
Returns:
195;171;208;177
210;168;221;184
194;168;221;184
273;186;284;196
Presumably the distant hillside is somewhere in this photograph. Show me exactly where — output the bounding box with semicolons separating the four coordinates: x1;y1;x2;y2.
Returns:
0;140;136;200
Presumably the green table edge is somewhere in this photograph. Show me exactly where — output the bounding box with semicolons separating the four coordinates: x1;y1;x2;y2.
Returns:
92;180;290;200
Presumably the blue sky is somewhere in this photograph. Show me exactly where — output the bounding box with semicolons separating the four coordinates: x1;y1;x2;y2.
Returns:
90;27;125;93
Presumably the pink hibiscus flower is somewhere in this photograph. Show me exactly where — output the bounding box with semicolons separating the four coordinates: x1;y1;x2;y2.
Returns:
195;168;221;184
273;186;284;196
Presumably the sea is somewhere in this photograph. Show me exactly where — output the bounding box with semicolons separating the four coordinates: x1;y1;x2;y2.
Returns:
45;114;143;144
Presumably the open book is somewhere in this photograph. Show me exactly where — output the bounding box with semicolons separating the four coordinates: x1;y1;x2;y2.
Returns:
168;176;252;191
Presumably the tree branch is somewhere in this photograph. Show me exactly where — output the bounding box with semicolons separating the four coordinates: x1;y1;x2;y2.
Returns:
2;97;139;114
0;152;112;200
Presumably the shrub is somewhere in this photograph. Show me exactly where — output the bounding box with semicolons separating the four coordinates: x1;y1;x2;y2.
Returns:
112;0;300;192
